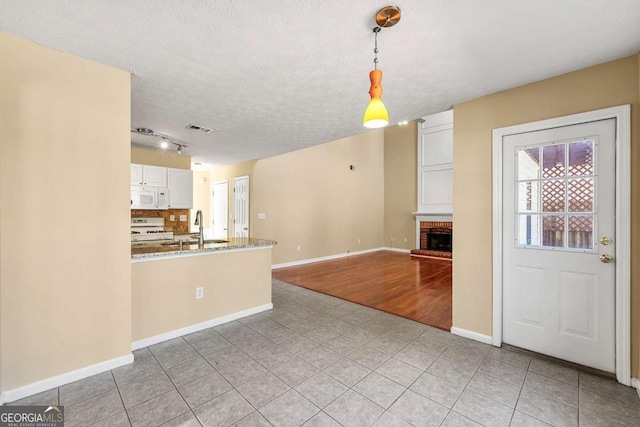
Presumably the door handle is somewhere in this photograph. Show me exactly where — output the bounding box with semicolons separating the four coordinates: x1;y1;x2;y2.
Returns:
600;254;613;263
600;236;613;245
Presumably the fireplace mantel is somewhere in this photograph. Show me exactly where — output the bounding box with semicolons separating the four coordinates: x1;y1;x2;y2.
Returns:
413;212;453;221
413;213;452;248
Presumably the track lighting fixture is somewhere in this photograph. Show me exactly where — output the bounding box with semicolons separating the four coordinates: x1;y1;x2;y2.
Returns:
131;128;188;154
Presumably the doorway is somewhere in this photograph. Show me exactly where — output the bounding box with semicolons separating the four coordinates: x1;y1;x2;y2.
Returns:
492;106;630;384
212;180;228;239
233;175;249;238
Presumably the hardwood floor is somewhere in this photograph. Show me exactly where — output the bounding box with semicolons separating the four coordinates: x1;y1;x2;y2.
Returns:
272;251;452;330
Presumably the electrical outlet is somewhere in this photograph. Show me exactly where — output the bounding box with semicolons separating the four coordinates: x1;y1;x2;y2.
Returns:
296;245;301;252
404;237;407;242
180;215;187;221
258;213;266;220
195;287;204;299
170;215;175;221
357;238;361;244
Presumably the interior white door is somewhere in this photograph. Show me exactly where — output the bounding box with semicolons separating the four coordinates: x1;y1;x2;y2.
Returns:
233;176;249;238
212;181;228;239
502;119;616;372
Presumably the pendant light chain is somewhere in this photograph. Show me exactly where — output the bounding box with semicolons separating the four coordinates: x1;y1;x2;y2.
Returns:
373;26;381;70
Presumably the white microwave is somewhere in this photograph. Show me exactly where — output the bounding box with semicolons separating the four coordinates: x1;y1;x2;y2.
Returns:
131;186;168;210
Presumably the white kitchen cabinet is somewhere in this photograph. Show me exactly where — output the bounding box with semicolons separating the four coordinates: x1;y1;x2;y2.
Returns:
131;163;144;185
143;165;167;187
168;168;193;208
131;163;168;187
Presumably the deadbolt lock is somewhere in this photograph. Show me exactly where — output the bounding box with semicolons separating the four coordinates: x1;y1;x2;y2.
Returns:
600;254;613;263
600;236;613;246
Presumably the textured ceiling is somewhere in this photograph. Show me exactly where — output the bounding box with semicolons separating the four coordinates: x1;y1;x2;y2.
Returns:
1;1;639;169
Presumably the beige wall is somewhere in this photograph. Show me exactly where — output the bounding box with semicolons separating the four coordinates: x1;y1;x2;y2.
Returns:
191;171;211;233
384;123;418;250
132;249;272;341
252;131;385;265
210;160;257;186
131;147;191;169
0;33;132;392
453;55;640;375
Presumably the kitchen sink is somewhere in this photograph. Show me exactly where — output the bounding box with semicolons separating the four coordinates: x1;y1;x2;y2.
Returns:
161;239;229;247
161;240;198;246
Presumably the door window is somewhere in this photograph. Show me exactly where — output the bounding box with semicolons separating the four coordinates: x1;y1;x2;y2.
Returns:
515;138;596;251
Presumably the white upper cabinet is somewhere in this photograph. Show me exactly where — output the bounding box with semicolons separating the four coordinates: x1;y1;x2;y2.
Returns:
143;165;167;187
131;164;168;187
168;168;193;209
131;163;144;186
417;110;453;214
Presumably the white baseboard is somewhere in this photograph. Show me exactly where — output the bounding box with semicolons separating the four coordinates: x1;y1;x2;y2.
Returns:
131;303;273;350
272;247;387;269
1;353;133;405
450;326;493;345
382;247;411;253
631;378;640;398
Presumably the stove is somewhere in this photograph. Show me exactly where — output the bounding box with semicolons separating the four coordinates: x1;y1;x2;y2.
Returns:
131;217;174;242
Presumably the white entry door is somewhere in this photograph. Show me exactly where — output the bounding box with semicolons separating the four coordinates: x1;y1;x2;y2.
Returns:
233;176;249;238
502;119;616;372
212;181;228;239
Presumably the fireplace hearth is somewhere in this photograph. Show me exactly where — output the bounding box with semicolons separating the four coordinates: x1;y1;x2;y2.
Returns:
411;221;453;259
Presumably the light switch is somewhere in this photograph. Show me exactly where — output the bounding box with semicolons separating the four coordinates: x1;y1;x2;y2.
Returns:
258;213;266;220
180;215;187;221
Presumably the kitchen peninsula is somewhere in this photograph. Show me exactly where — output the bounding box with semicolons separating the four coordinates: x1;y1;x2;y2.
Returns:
131;237;277;349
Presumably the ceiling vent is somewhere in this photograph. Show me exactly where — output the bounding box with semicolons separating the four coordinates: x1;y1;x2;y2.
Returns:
186;124;213;134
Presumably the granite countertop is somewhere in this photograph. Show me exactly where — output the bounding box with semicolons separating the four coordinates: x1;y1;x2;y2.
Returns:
131;237;277;260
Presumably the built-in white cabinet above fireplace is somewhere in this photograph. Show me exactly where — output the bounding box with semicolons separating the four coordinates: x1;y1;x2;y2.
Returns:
416;110;453;214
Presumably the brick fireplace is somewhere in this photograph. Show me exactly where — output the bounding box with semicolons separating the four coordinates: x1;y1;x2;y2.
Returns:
411;221;453;259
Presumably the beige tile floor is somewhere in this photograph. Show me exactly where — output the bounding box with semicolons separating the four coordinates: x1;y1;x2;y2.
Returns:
6;279;640;426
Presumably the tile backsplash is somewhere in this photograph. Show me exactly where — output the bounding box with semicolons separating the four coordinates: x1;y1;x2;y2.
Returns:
131;209;190;234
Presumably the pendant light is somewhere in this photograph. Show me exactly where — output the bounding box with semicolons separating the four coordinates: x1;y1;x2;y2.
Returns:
363;6;401;129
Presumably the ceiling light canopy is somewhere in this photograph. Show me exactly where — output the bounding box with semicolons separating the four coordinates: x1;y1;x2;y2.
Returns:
363;6;401;129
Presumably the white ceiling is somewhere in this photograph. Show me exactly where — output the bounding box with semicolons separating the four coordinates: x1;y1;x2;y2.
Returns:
1;1;639;169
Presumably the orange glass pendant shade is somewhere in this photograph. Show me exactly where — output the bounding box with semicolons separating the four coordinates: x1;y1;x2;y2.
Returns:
363;69;389;129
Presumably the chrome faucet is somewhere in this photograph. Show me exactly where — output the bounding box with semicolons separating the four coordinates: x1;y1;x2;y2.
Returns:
194;210;204;247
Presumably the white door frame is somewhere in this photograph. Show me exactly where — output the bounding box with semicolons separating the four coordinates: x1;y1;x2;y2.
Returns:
491;105;631;385
211;180;228;239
